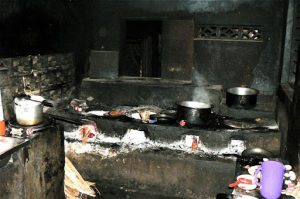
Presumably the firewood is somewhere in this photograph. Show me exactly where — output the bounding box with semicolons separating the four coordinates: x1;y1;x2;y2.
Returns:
64;157;97;198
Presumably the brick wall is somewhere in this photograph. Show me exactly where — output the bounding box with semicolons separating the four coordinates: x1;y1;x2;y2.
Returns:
0;53;75;119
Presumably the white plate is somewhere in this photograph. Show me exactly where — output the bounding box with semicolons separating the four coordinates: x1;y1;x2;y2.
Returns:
237;174;257;190
238;183;257;190
236;195;258;199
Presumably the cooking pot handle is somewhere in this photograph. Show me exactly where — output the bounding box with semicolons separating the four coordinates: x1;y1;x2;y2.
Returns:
239;96;247;105
41;100;54;107
254;166;262;186
14;93;30;99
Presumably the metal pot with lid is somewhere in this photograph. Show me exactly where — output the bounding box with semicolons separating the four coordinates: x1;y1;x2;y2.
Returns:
176;101;212;126
14;95;53;126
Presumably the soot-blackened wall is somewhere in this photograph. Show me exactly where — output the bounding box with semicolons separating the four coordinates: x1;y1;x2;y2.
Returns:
0;0;93;84
88;0;286;95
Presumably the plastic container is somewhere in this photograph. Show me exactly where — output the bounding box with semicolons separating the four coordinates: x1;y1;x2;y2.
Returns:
0;90;5;135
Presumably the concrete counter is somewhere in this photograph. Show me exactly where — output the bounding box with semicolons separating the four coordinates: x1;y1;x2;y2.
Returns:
0;123;65;199
47;108;280;198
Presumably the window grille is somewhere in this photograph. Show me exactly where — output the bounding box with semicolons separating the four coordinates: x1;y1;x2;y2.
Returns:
195;25;263;42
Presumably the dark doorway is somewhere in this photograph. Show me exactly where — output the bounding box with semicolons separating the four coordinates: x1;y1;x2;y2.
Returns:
119;20;162;77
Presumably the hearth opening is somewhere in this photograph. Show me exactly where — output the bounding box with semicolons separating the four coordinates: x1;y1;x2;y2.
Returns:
119;20;162;78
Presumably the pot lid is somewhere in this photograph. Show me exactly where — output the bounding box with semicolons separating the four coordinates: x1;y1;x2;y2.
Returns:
14;97;41;106
30;95;45;102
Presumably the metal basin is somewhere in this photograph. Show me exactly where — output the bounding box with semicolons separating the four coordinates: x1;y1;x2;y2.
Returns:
226;87;258;109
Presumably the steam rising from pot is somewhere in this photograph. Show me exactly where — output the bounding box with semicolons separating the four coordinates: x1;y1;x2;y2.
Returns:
191;70;210;104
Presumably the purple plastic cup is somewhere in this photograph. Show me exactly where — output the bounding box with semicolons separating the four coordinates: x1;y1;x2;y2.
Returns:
255;160;285;199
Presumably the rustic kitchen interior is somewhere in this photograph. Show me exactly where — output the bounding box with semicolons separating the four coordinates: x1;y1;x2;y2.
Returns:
0;0;299;198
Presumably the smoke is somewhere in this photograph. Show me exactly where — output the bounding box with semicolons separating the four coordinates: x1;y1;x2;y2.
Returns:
191;70;210;104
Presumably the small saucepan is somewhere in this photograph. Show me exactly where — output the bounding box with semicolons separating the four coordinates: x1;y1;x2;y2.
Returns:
226;87;258;109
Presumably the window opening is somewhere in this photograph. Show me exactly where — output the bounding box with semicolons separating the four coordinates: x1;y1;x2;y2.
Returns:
119;20;162;77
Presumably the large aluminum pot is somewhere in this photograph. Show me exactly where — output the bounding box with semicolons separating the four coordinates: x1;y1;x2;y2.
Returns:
176;101;212;126
226;87;258;109
14;97;43;125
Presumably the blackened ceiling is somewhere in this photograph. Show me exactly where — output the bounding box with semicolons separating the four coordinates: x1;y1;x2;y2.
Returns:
0;0;92;57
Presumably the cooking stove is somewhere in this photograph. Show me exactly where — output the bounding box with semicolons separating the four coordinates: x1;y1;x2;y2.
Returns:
8;117;54;138
65;104;278;132
84;110;278;132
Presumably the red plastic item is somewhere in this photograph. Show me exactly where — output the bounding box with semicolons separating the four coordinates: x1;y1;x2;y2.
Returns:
228;178;253;188
179;120;186;126
0;120;6;136
0;90;5;136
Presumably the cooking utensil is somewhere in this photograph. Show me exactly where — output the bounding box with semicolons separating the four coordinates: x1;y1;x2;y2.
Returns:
16;94;53;107
240;148;272;167
14;95;54;126
229;175;254;188
254;160;285;199
228;179;242;188
31;98;53;107
176;101;212;125
248;165;260;176
45;114;85;125
150;113;175;124
14;97;43;126
236;174;257;190
241;147;273;159
223;118;278;130
223;148;273;166
222;154;263;166
223;118;259;129
228;148;273;159
226;87;258;109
